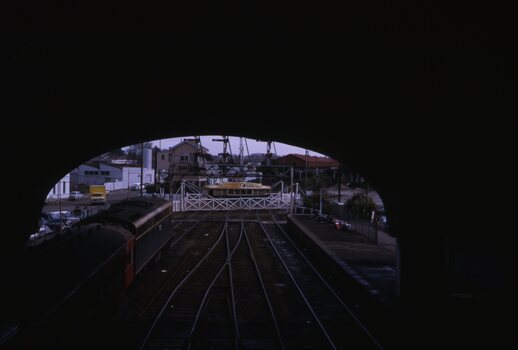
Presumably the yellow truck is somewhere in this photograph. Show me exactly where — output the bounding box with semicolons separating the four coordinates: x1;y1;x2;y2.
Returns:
89;185;107;204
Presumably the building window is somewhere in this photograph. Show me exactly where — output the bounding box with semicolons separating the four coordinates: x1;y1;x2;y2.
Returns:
63;182;66;193
180;155;189;162
168;153;173;162
53;186;56;194
101;171;109;175
161;154;165;160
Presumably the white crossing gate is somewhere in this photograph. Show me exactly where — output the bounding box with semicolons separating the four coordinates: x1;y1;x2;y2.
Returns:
183;193;291;211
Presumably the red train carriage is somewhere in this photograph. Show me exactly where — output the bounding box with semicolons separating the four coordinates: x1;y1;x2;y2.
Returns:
4;198;173;349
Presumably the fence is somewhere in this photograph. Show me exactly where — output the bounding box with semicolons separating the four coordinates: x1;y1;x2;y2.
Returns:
182;193;291;211
80;204;109;219
331;204;378;243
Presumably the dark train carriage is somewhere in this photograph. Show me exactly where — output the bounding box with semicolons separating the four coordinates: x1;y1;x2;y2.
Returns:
204;182;271;197
93;198;173;274
3;198;174;349
10;222;135;350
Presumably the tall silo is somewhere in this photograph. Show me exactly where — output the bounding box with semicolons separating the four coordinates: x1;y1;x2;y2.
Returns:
143;147;153;170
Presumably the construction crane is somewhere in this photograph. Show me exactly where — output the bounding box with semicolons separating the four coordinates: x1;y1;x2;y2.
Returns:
183;136;207;173
261;140;277;166
212;136;233;175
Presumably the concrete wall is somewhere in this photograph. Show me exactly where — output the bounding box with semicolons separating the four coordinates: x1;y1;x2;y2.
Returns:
121;167;155;188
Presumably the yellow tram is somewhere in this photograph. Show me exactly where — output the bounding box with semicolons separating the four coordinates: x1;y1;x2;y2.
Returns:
204;182;271;197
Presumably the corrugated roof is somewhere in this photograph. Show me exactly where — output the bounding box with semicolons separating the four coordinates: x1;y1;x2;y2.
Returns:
276;154;339;167
168;140;209;153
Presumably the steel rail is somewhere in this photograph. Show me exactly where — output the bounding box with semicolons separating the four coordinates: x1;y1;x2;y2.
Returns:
185;222;243;349
242;223;287;350
255;213;337;350
228;222;240;349
140;221;228;350
269;211;383;349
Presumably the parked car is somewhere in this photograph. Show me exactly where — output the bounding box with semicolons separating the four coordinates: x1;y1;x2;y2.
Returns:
131;183;149;191
69;191;84;200
334;219;352;231
63;211;82;225
41;211;75;231
30;224;53;240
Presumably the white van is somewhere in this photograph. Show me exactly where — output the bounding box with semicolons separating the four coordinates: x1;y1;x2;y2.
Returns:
69;191;83;200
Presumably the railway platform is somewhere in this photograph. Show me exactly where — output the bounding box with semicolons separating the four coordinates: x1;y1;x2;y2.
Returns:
287;215;397;308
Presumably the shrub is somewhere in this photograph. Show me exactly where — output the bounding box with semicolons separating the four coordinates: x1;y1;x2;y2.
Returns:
347;193;376;218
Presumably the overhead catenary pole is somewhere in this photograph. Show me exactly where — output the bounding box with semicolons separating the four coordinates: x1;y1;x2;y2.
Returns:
154;146;158;193
180;180;185;211
296;182;299;211
290;166;294;214
127;167;130;199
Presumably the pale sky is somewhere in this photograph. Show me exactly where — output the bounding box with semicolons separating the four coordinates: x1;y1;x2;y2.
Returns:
147;136;327;157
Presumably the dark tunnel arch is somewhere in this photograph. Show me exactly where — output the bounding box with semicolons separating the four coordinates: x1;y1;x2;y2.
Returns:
4;114;515;349
4;0;515;342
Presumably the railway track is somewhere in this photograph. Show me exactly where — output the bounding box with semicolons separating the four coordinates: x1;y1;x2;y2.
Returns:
262;211;382;349
136;211;382;349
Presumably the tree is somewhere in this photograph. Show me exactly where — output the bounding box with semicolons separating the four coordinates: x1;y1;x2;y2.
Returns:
103;147;125;158
126;141;153;160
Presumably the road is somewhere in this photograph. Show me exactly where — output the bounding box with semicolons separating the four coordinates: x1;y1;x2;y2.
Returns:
43;189;142;214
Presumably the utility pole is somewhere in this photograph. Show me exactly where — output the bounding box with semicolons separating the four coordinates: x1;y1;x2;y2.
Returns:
319;187;323;215
305;149;309;193
140;142;144;197
338;168;342;203
58;181;62;229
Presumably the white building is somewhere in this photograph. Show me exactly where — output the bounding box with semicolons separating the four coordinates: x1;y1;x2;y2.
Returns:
70;160;156;192
104;167;156;191
70;163;123;186
122;167;155;188
46;173;71;200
